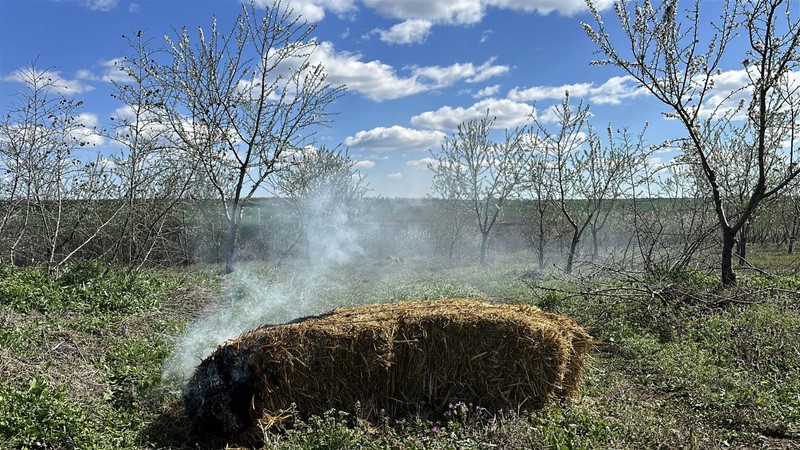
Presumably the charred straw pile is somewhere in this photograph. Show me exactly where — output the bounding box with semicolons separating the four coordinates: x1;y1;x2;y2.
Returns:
184;298;593;437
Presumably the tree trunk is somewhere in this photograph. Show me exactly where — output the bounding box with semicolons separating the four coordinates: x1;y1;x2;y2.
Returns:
565;229;580;274
537;239;545;270
721;228;737;286
736;222;749;266
789;216;798;254
224;216;240;274
536;220;545;270
479;231;489;266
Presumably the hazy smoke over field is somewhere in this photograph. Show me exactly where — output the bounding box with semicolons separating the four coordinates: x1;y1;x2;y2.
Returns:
162;189;365;382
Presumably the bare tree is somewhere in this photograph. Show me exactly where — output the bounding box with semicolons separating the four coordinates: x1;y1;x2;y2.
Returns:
587;126;652;262
774;180;800;254
530;95;589;273
584;0;800;285
0;63;118;270
521;130;558;270
431;115;527;266
428;195;473;260
529;94;647;274
151;0;344;272
106;33;203;269
532;96;590;274
627;146;718;273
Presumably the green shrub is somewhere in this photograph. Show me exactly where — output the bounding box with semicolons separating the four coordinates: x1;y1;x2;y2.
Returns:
652;265;717;289
99;337;171;411
745;274;800;291
0;378;94;449
0;263;172;314
58;262;170;313
0;266;63;312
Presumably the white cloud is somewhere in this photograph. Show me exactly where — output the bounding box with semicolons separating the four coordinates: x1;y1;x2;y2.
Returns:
308;42;507;101
412;63;474;87
252;0;356;22
364;0;484;25
508;82;592;102
76;113;100;128
695;68;799;120
75;58;133;84
129;2;140;13
374;19;432;45
388;172;403;180
344;125;446;151
467;58;509;83
696;68;752;120
412;58;509;88
82;0;117;11
3;67;94;95
508;75;646;105
310;42;427;101
361;0;614;44
354;160;376;169
473;84;500;98
486;0;614;16
74;69;94;80
101;58;133;82
588;76;649;105
411;98;533;130
110;105;136;122
407;157;439;171
365;0;612;24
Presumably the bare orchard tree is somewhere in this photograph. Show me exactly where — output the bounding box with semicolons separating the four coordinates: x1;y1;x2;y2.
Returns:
530;94;641;274
584;0;800;285
529;95;591;274
587;126;652;262
427;194;473;260
521;130;558;270
431;115;527;266
624;142;718;273
270;146;368;262
707;122;786;265
107;33;202;269
0;63;118;269
774;180;800;254
535;97;642;273
153;0;344;273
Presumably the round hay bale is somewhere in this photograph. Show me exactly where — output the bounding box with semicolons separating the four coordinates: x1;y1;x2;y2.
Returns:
184;298;593;437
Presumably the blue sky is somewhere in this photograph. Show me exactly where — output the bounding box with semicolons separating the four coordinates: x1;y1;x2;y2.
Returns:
0;0;760;197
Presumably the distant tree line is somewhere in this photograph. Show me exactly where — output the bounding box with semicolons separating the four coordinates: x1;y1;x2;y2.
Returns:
1;0;798;287
432;0;799;285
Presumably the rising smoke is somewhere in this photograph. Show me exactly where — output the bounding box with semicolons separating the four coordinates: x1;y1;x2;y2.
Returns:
162;188;367;383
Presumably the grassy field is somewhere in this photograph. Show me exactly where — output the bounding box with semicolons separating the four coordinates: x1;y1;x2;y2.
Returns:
1;253;799;449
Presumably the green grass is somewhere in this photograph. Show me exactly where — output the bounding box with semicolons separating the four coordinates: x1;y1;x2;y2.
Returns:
1;253;798;449
0;263;204;449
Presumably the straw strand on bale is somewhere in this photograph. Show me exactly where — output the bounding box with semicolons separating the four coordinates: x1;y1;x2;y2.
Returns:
185;298;593;438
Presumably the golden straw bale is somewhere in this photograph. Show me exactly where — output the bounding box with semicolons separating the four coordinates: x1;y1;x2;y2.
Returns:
184;298;593;437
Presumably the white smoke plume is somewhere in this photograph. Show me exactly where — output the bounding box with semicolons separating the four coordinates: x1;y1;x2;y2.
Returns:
162;188;365;383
